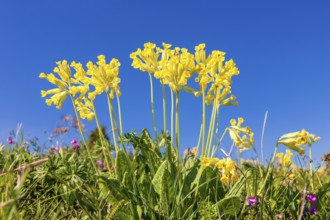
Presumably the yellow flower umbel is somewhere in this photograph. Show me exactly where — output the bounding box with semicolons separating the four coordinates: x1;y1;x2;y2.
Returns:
156;45;197;94
276;150;293;168
75;97;95;122
277;129;320;156
201;157;239;183
40;60;81;109
130;42;161;74
86;55;121;101
228;117;254;152
194;45;239;107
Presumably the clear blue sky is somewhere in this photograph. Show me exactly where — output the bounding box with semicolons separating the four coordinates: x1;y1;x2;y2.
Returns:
0;0;329;165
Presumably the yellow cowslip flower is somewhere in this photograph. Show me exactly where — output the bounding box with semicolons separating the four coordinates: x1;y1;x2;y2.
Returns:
202;156;238;183
277;129;320;156
70;61;91;85
224;158;236;172
228;117;254;152
40;60;82;109
75;97;95;121
283;150;293;167
194;46;239;107
220;175;230;183
157;46;197;93
276;152;284;165
276;150;293;168
130;42;161;74
86;55;121;100
215;160;225;169
131;42;200;94
219;158;239;183
201;157;219;167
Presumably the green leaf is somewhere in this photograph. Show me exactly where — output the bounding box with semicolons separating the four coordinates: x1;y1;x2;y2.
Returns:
98;176;129;203
152;159;175;212
152;160;170;195
216;196;241;217
115;150;130;182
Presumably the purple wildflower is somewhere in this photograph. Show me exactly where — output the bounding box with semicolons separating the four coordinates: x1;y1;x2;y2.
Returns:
96;160;105;169
71;139;78;145
7;137;14;145
309;205;317;215
23;141;29;148
306;193;317;203
54;146;60;153
71;139;80;151
246;196;258;206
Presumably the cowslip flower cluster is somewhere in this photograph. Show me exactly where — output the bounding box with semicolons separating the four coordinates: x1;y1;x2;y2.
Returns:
276;150;293;168
277;129;320;155
130;42;197;94
201;157;239;183
40;55;121;121
194;44;239;107
228;117;254;152
74;97;95;121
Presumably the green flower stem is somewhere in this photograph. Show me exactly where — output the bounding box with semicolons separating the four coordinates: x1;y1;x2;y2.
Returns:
206;94;218;157
161;82;167;136
309;144;314;191
93;104;112;171
115;92;126;153
115;92;123;137
237;147;241;167
171;89;174;146
211;128;228;158
213;108;220;147
108;98;126;152
148;73;158;141
107;94;119;152
196;123;203;158
201;89;206;157
175;92;180;163
258;143;279;195
70;95;97;172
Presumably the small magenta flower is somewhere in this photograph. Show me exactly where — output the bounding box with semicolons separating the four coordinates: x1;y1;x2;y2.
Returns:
306;193;317;203
23;141;29;148
8;137;14;144
96;160;105;169
71;139;80;151
71;139;78;145
246;196;258;206
54;146;60;153
309;205;317;215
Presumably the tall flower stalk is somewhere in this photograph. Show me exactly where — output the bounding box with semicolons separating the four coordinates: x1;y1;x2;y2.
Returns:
161;81;167;135
107;95;119;152
148;73;158;140
175;92;180;161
